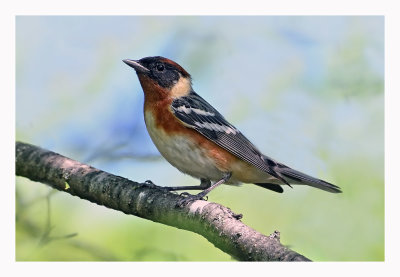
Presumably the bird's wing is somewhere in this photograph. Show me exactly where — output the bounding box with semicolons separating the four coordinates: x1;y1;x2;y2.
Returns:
170;92;289;185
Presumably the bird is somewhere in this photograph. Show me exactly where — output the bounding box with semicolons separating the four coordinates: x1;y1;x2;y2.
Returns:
123;56;341;205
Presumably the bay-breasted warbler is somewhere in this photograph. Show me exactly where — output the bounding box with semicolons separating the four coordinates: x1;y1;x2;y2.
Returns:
123;56;341;204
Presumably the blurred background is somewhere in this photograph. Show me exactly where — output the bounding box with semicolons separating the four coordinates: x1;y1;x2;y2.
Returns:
15;16;384;261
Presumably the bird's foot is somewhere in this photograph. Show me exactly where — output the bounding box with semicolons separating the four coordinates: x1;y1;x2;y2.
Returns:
176;192;208;207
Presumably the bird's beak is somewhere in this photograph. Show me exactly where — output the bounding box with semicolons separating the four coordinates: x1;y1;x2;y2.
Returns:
123;59;150;74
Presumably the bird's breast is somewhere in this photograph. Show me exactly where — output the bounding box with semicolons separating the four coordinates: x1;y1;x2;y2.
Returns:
144;110;227;181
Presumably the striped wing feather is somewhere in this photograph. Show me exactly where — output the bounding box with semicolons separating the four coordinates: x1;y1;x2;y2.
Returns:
171;92;287;184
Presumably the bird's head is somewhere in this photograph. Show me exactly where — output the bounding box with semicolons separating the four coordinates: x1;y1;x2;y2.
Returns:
123;56;192;99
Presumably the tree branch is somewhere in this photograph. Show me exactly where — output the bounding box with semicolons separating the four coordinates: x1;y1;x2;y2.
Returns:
15;141;310;261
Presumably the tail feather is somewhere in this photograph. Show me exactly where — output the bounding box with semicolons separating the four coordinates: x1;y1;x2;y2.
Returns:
258;154;341;193
278;166;342;193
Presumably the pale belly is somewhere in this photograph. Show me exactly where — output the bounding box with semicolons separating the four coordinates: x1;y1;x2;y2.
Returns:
145;112;226;181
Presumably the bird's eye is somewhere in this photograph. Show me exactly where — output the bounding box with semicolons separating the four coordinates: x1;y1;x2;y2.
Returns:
156;63;165;72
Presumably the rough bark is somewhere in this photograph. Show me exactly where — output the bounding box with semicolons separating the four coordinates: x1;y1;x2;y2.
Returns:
15;141;311;261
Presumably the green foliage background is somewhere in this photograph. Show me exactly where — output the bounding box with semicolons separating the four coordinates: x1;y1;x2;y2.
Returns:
16;16;384;261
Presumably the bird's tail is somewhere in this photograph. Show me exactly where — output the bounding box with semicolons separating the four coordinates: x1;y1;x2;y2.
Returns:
276;165;342;193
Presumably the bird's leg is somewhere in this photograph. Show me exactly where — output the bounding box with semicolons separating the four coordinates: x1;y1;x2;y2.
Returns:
195;173;232;199
176;172;232;207
163;178;212;191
